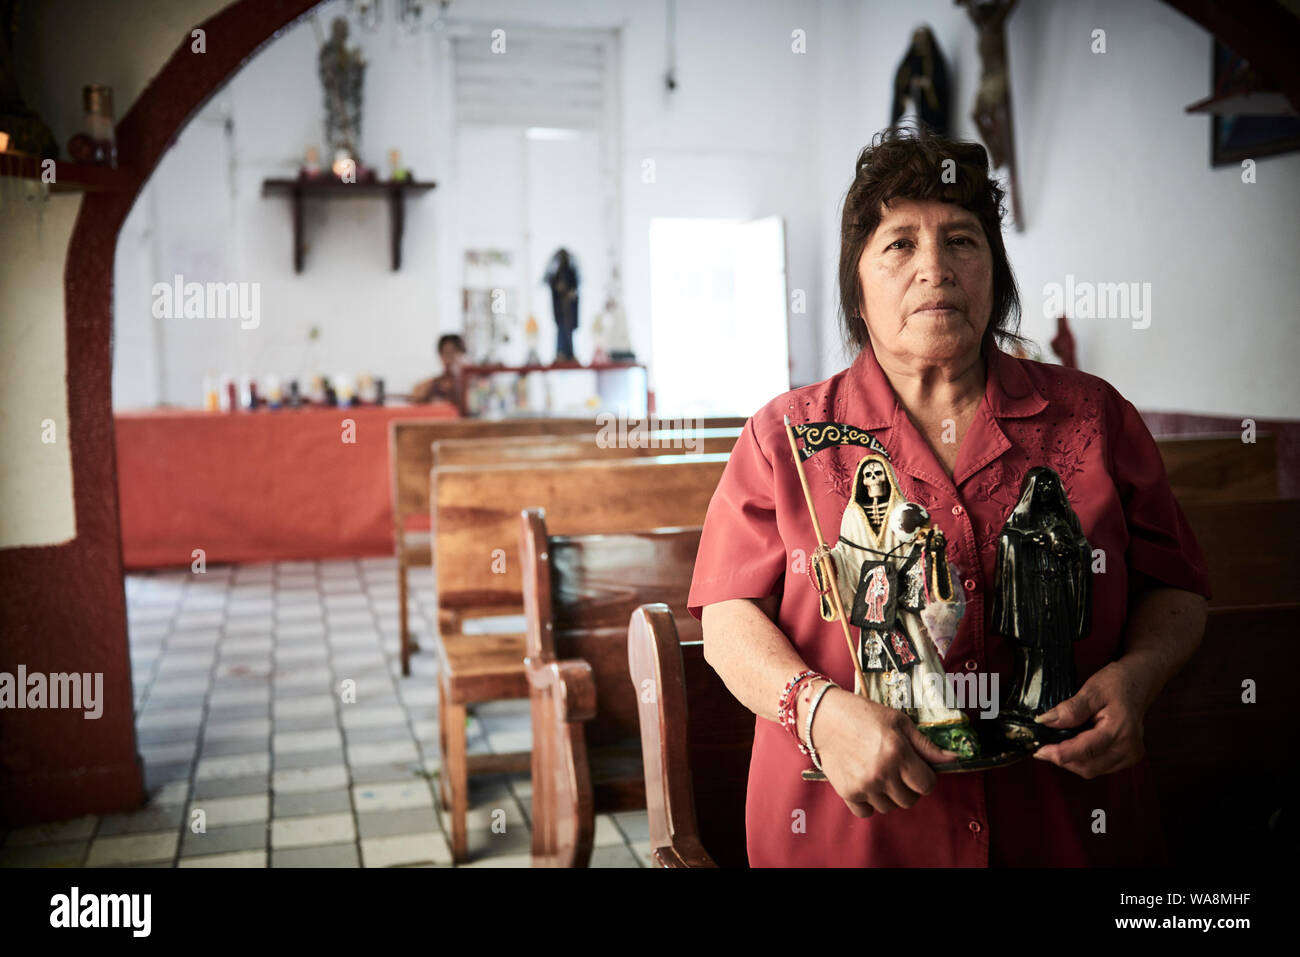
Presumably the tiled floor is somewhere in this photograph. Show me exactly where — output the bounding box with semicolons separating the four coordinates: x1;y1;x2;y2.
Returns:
0;557;653;868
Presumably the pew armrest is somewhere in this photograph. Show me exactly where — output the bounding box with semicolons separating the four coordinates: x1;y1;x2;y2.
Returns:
627;602;716;868
527;656;597;867
526;658;597;723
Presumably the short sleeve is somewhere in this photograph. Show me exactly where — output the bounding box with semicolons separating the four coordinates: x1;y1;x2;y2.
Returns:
1109;395;1213;601
687;416;788;619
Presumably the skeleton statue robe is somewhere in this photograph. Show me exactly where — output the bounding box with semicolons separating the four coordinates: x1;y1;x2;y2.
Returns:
991;466;1092;738
812;454;978;755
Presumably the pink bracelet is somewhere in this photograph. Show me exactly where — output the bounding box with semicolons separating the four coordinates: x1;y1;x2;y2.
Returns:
777;669;829;755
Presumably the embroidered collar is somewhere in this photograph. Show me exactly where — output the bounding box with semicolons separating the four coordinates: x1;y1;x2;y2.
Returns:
837;337;1047;431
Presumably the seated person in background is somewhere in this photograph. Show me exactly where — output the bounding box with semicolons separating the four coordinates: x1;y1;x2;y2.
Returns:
411;334;467;410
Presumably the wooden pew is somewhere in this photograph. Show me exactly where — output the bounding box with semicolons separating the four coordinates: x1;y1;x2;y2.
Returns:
627;605;753;868
434;427;741;468
433;453;730;863
389;416;596;674
1180;498;1300;607
519;509;702;867
1145;603;1295;868
1157;432;1278;501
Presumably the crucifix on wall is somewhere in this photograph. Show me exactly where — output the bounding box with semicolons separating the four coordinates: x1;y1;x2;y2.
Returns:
957;0;1023;230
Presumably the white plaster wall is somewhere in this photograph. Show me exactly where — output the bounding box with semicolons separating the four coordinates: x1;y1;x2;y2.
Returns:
813;0;1300;418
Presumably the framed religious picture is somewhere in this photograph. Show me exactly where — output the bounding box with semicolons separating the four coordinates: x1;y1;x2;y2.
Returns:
1208;41;1300;168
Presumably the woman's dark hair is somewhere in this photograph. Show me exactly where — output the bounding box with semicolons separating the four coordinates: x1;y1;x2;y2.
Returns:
437;333;466;355
837;126;1027;357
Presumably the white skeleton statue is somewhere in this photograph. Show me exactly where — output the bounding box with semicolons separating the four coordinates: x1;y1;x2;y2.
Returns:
812;454;977;753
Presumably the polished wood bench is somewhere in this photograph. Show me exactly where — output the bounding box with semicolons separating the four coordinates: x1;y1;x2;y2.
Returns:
433;426;742;468
519;509;703;866
389;416;596;674
1180;497;1299;607
432;453;731;862
1157;432;1277;501
627;605;753;868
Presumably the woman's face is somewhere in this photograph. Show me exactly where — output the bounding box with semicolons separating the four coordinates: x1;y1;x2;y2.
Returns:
857;198;994;368
440;343;465;373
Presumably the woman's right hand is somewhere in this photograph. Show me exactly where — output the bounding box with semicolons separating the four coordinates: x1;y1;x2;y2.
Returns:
812;688;961;817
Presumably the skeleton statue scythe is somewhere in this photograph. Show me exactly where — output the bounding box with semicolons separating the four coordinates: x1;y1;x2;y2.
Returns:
957;0;1024;230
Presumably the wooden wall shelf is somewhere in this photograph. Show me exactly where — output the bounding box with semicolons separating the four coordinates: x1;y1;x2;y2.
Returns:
261;177;436;272
0;154;131;192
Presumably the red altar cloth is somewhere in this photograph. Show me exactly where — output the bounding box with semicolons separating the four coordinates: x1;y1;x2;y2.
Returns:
114;403;458;569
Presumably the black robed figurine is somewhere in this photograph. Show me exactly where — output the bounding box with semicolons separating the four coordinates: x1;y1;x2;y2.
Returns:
991;466;1092;747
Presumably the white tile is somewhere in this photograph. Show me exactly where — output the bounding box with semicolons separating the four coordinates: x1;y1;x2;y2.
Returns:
594;815;624;848
205;718;271;740
148;677;211;696
137;707;204;730
274;644;327;664
347;740;419;766
223;636;273;654
340;707;407;730
273;696;336;718
207;686;270;708
190;793;268;827
149;780;192;806
274;668;333;690
272;765;349;794
141;741;198;765
460;853;532;868
85;831;178;866
351;781;433;812
178;849;267;867
273;729;344;754
361;832;450;867
271;812;356;849
196;752;270;780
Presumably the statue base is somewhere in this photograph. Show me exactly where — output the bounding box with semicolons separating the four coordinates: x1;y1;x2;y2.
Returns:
997;709;1079;749
800;718;1027;781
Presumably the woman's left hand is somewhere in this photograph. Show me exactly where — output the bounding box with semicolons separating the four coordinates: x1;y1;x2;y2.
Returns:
1030;660;1154;779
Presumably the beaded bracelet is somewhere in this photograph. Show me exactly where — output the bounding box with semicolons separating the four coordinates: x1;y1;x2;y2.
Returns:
777;669;829;755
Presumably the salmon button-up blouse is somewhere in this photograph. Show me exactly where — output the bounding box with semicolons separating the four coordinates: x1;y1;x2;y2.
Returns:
687;342;1212;867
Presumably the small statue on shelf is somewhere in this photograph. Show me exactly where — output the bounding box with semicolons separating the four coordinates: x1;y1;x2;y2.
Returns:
319;17;366;172
543;247;580;363
991;466;1092;747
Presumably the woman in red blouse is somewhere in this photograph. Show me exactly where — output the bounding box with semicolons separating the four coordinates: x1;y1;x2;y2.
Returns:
687;128;1211;867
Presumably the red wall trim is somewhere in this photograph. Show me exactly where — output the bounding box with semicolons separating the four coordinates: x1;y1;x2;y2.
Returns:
0;0;322;825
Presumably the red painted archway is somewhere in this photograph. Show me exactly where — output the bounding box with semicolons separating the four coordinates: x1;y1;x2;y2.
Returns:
0;0;321;824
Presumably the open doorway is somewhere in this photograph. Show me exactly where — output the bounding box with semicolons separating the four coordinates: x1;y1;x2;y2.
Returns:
648;215;790;417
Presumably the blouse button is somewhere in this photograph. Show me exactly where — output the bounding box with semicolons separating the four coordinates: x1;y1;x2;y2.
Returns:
964;659;978;672
951;504;964;516
969;820;982;833
963;578;976;592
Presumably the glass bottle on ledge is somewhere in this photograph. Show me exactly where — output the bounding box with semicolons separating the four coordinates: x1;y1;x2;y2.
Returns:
66;85;117;168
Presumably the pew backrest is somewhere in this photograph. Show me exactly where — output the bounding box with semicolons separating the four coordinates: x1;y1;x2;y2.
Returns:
435;428;741;468
521;509;703;749
389;417;596;532
1156;433;1278;502
435;453;729;624
1146;602;1295;867
1180;498;1300;607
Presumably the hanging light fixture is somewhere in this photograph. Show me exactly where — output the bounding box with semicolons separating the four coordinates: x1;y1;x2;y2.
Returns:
346;0;452;35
